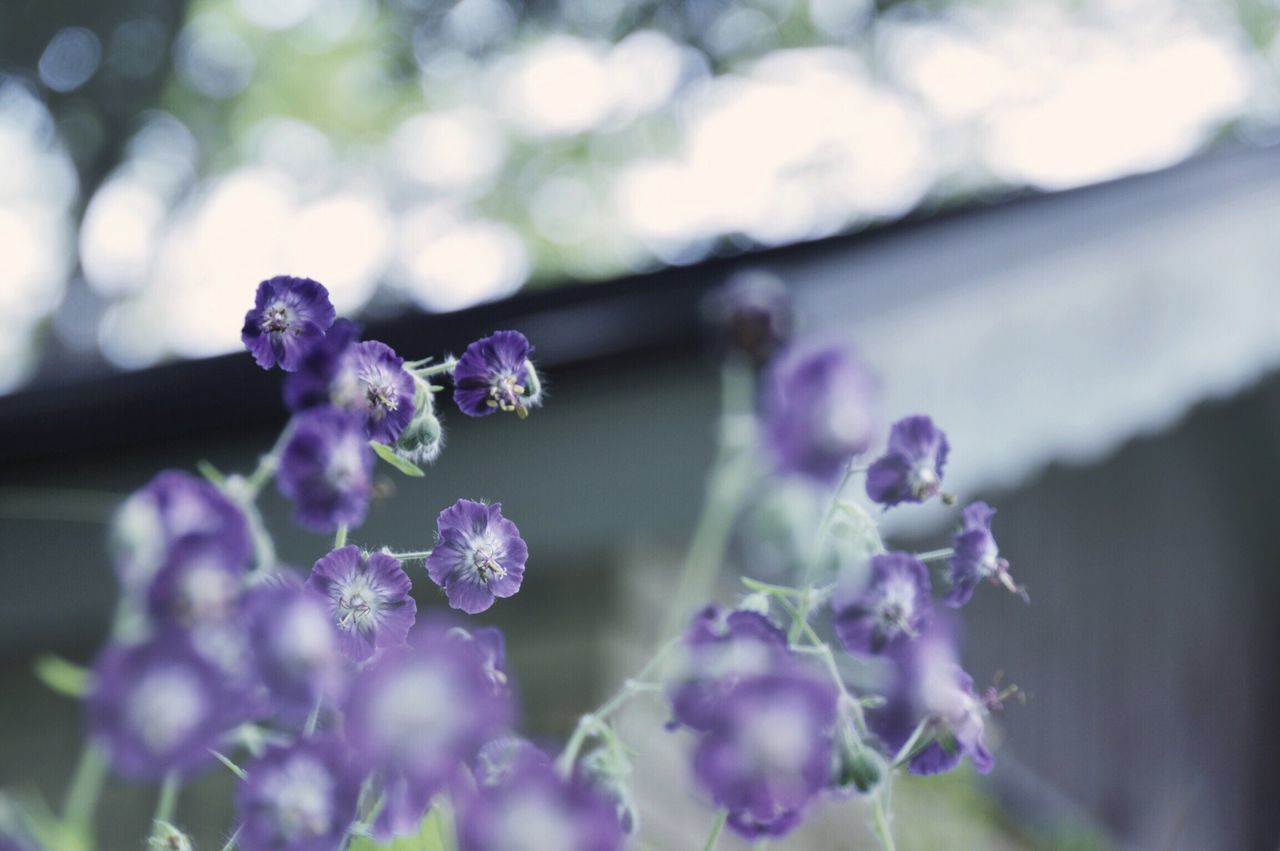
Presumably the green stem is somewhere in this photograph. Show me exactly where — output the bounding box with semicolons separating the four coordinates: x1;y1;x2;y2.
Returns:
245;423;294;496
414;359;457;378
789;460;861;643
776;596;867;736
333;523;348;549
221;825;242;851
153;772;181;827
386;549;432;561
870;791;896;851
304;697;323;736
62;743;107;835
701;809;729;851
915;548;954;563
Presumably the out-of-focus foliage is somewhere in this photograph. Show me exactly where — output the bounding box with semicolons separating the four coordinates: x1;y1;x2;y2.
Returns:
0;0;1274;391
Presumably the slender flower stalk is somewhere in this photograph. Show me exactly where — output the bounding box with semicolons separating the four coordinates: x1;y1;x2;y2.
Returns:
701;810;728;851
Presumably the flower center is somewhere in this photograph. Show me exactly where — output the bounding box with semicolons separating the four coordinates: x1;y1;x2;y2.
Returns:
337;592;372;629
472;546;507;583
365;381;399;416
486;372;527;418
908;465;939;500
261;302;292;334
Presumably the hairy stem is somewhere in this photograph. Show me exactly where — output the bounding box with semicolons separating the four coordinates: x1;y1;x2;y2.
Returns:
870;790;896;851
701;810;728;851
152;772;181;828
62;743;107;836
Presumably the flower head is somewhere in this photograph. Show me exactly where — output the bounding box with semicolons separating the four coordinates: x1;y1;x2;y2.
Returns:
425;500;527;614
306;546;416;663
448;626;510;696
762;343;879;482
244;577;347;722
111;471;250;597
668;605;792;732
147;538;246;628
452;331;541;418
832;552;932;655
277;407;374;533
285;322;416;444
241;276;336;371
865;415;950;507
692;671;838;838
703;270;793;365
945;501;1022;607
343;618;513;796
872;620;993;776
236;737;359;851
457;755;624;851
87;630;234;778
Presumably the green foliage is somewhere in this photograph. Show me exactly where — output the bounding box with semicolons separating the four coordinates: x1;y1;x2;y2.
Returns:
348;807;454;851
371;441;426;477
32;654;89;698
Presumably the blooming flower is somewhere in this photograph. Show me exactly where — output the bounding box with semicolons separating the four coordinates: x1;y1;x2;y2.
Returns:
111;471;250;596
872;621;994;776
147;538;246;628
87;630;233;778
668;605;792;732
241;276;336;372
343;619;513;802
692;671;838;838
865;415;950;507
832;552;932;655
452;331;542;418
762;342;879;482
425;500;527;614
277;407;374;533
244;577;347;722
448;626;510;695
236;737;359;851
306;546;416;663
284;321;417;444
703;270;793;365
945;501;1023;607
457;754;624;851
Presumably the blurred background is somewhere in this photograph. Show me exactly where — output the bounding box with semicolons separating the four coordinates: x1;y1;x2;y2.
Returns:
2;0;1280;848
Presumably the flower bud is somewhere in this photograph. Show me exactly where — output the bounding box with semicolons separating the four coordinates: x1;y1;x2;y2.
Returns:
148;821;194;851
703;270;794;365
737;591;772;617
394;378;445;466
831;735;885;795
579;747;640;836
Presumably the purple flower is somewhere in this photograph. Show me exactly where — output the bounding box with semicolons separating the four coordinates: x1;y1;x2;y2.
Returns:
426;500;527;614
762;343;879;482
832;552;932;655
448;626;510;695
306;546;416;663
111;471;250;596
452;331;541;419
244;578;347;722
872;621;993;776
692;671;838;839
87;630;233;778
369;773;434;841
236;737;359;851
474;736;548;787
945;501;1022;607
668;605;792;732
277;407;374;533
284;321;416;444
343;618;513;798
703;270;793;364
865;415;950;507
147;538;246;627
457;756;624;851
241;276;336;372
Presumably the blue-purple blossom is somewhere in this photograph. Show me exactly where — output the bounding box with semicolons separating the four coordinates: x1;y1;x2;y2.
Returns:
872;621;994;776
87;630;233;778
277;407;375;533
703;270;794;364
369;773;434;841
306;546;416;663
457;755;624;851
474;736;548;787
147;538;246;627
762;342;879;482
244;578;347;722
111;470;250;596
692;671;838;838
945;501;1022;607
668;605;792;732
448;626;510;695
832;552;932;655
343;618;513;800
425;500;527;614
452;331;541;418
865;415;950;507
284;321;416;444
236;737;359;851
241;276;336;372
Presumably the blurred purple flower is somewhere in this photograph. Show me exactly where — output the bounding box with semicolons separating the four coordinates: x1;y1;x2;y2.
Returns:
425;500;527;614
244;577;347;722
111;470;250;596
241;276;336;372
474;736;548;787
306;546;416;663
457;755;624;851
865;415;949;507
762;343;879;483
452;331;541;418
87;630;233;778
284;321;416;444
147;538;246;628
945;501;1022;607
236;737;359;851
832;552;932;655
668;604;791;732
448;626;510;696
703;270;793;364
277;407;374;533
692;671;838;839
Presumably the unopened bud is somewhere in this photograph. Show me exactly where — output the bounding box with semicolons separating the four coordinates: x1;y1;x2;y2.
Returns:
737;592;772;616
148;821;194;851
395;379;445;466
832;737;885;795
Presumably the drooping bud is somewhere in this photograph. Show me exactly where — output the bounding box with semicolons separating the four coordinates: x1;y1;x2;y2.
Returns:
395;378;445;466
831;734;885;795
148;821;194;851
703;269;794;365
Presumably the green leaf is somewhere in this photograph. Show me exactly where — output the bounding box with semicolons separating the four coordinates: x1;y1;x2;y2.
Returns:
197;459;226;486
33;654;89;698
347;807;451;850
370;442;425;478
